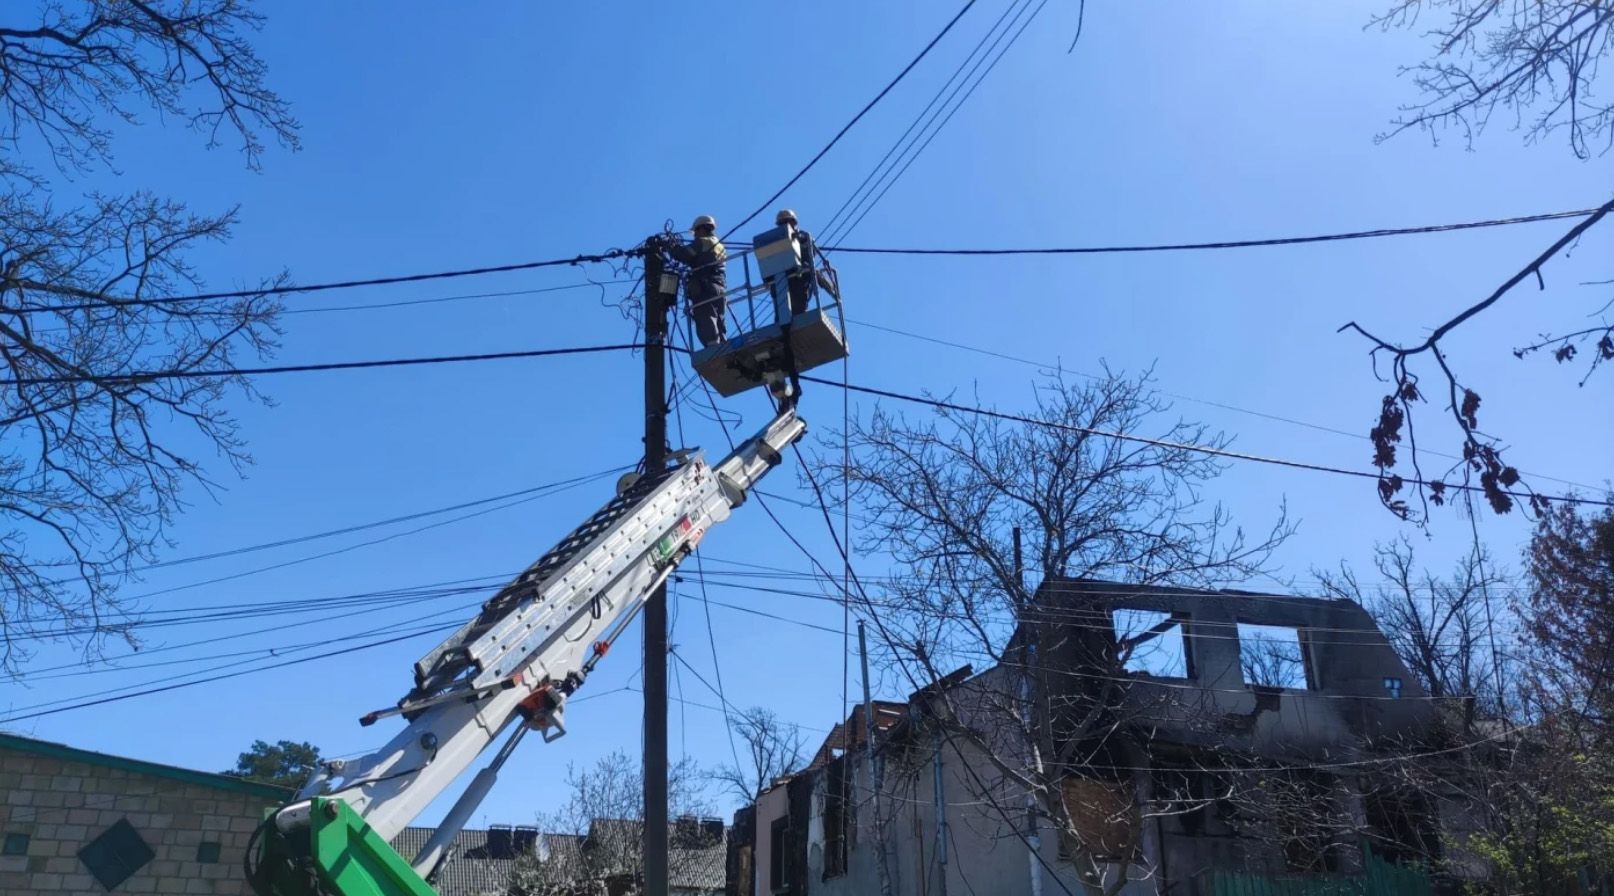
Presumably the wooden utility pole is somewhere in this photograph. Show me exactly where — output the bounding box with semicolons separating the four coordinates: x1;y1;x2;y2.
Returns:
642;241;672;896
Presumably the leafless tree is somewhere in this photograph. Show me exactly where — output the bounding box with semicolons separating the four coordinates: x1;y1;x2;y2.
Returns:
823;369;1291;895
1326;502;1614;893
710;706;807;804
509;750;717;896
0;1;296;669
1375;1;1614;159
1209;765;1365;873
1347;1;1614;520
1237;635;1307;691
1318;536;1515;729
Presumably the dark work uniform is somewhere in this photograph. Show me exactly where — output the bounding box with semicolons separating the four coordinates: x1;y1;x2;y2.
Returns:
786;229;816;316
668;235;728;346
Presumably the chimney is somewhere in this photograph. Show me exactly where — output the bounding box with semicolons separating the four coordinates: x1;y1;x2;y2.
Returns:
514;826;539;855
487;825;514;860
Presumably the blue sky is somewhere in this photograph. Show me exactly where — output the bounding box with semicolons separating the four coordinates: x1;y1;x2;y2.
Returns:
3;0;1610;831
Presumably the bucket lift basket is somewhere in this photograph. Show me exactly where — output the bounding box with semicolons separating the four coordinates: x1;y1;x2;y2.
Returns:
686;223;849;398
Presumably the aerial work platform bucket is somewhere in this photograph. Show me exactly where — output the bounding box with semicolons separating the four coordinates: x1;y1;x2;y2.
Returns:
686;222;849;398
692;307;848;397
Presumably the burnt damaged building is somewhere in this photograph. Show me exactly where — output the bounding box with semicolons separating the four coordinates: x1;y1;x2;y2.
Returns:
728;579;1468;896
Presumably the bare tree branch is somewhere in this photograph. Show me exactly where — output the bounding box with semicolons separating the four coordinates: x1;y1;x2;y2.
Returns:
710;706;806;804
822;369;1291;894
508;750;717;896
1376;1;1614;159
0;2;295;672
0;0;299;173
1338;195;1614;521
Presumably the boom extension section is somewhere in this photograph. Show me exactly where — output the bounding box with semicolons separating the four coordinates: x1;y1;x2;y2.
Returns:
249;410;807;896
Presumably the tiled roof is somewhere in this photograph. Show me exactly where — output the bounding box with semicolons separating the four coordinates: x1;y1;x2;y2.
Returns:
391;827;516;896
392;822;727;896
669;844;727;890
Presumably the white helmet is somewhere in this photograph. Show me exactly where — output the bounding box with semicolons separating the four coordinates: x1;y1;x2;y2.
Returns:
691;214;717;232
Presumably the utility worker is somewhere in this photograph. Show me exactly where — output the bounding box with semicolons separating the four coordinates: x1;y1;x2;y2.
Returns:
666;214;728;347
775;209;815;316
775;209;839;316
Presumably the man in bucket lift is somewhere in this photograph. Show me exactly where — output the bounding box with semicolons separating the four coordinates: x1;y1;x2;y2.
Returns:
666;214;728;347
774;209;839;317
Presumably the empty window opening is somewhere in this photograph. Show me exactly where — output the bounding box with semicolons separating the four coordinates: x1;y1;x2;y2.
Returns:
1113;609;1192;679
1152;766;1207;835
1237;623;1314;690
1276;772;1345;872
768;816;790;893
821;756;851;878
1365;788;1440;865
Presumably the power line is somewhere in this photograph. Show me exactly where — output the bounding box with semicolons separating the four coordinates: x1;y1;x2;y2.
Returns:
119;465;629;576
9;556;1519;723
279;280;637;317
113;471;620;604
773;430;1510;825
823;208;1601;255
24;586;478;642
0;343;646;387
23;468;618;648
19;599;484;687
691;553;746;779
8;249;641;315
691;554;1541;607
768;416;1083;896
572;683;831;736
24;563;523;643
21;590;502;680
16;573;510;676
681;574;1523;653
800;375;1614;510
825;0;1050;245
843;315;1603;493
8;205;1589;324
0;624;457;725
723;0;980;239
820;0;1033;242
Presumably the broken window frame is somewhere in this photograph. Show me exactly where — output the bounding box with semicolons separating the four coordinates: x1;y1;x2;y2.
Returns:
1111;608;1196;680
768;816;790;894
1235;621;1318;691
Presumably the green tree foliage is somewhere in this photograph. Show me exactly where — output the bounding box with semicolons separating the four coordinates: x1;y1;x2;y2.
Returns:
224;739;321;790
1466;744;1614;895
1467;499;1614;892
1522;500;1614;729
